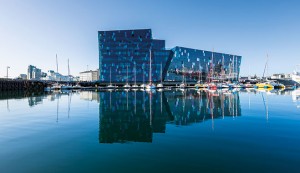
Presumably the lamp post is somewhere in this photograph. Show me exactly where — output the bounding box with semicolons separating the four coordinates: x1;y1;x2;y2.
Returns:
6;66;10;79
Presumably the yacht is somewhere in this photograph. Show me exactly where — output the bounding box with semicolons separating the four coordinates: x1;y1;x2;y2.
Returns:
179;83;186;89
255;81;284;89
292;67;300;84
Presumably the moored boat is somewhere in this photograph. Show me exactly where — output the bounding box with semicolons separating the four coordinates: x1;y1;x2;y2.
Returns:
255;82;274;89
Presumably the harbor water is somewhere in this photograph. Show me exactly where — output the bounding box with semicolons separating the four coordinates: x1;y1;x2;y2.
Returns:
0;89;300;173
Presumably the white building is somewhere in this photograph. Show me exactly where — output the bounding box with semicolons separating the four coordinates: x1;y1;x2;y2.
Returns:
42;70;75;82
79;70;99;81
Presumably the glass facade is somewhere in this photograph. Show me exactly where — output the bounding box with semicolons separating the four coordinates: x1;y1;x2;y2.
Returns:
165;47;242;82
98;29;170;83
99;29;242;83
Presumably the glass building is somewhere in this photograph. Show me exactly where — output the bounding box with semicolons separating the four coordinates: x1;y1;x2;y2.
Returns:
98;29;171;83
98;29;242;83
165;47;242;82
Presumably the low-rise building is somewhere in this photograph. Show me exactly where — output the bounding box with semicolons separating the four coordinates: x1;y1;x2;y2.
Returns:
79;69;99;81
18;74;27;80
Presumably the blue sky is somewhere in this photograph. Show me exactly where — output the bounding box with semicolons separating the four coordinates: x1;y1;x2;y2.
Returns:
0;0;299;78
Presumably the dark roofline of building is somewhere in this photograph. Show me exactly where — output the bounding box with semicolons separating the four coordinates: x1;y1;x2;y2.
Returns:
172;46;242;57
98;28;151;33
79;70;98;74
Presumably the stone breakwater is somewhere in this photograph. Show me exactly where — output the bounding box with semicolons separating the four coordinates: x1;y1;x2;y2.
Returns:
0;79;45;91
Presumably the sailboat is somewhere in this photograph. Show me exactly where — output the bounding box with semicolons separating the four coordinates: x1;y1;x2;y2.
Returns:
195;63;204;89
157;63;164;88
140;69;146;89
179;63;187;89
207;50;217;90
123;65;131;88
146;49;156;90
107;67;117;89
132;64;139;88
52;54;61;90
255;54;283;89
61;59;73;90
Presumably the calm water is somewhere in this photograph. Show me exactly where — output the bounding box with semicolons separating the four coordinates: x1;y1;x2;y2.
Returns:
0;89;300;173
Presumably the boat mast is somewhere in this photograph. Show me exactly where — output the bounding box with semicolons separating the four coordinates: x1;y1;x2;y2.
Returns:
160;63;163;83
198;61;201;83
222;55;224;83
212;49;214;79
56;54;58;74
236;56;239;81
262;54;269;80
182;62;185;84
127;65;129;84
110;67;112;85
235;56;238;81
210;49;214;83
68;58;70;84
135;63;137;85
143;68;145;84
149;49;152;85
68;59;70;77
232;56;235;82
56;54;59;82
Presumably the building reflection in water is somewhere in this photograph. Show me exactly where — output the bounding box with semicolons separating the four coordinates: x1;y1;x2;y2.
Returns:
98;89;241;144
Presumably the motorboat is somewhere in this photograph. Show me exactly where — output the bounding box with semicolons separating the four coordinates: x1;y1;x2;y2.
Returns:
157;83;164;88
51;83;61;90
179;83;187;89
140;84;146;88
208;83;217;90
195;82;204;89
255;82;274;89
123;83;131;88
132;84;139;88
61;85;73;90
146;83;156;90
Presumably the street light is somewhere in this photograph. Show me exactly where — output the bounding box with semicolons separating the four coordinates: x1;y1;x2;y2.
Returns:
6;66;10;79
